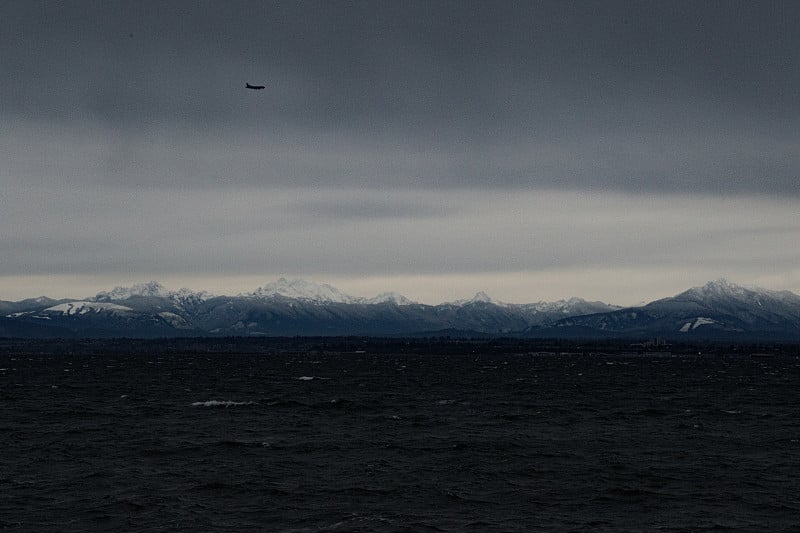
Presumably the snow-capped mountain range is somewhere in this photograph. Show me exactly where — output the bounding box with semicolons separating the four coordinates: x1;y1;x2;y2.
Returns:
95;281;215;305
244;278;414;305
1;278;798;340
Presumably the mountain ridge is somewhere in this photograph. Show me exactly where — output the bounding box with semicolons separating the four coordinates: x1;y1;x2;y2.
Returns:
1;278;798;340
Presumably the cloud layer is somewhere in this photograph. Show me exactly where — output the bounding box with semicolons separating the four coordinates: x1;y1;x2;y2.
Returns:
2;185;798;303
1;2;798;301
2;1;798;194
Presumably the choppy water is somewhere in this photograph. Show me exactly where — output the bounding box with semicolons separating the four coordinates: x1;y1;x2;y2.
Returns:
2;352;799;531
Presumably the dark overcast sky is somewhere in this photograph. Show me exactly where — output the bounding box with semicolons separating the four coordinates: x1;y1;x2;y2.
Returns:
1;1;799;302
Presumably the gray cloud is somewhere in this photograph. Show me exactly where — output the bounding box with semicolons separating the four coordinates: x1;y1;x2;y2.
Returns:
287;197;451;221
3;118;798;195
1;1;798;194
2;186;798;277
2;2;800;302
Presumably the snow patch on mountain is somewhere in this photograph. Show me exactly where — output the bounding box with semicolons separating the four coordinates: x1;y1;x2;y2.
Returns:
365;292;416;305
692;317;717;329
525;297;620;314
680;317;718;332
44;302;134;316
158;311;192;328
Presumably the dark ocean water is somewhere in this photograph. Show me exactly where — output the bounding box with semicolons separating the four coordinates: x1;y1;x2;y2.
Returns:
2;351;799;532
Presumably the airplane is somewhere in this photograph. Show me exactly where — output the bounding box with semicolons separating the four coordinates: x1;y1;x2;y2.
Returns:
246;83;265;90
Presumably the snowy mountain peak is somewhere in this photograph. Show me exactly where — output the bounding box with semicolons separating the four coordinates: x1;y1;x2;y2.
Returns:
365;292;416;305
95;281;170;301
94;282;213;304
471;291;495;303
169;287;214;302
18;296;58;305
449;291;502;306
679;279;778;303
647;279;800;321
249;278;358;304
167;288;215;308
698;278;747;296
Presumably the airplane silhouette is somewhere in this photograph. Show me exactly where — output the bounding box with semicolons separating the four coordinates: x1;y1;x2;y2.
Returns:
246;83;265;90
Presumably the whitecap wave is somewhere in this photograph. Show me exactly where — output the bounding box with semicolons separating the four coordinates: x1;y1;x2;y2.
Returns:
191;400;257;407
296;376;330;381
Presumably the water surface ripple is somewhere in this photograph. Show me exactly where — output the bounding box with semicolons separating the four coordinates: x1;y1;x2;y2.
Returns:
2;353;799;531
